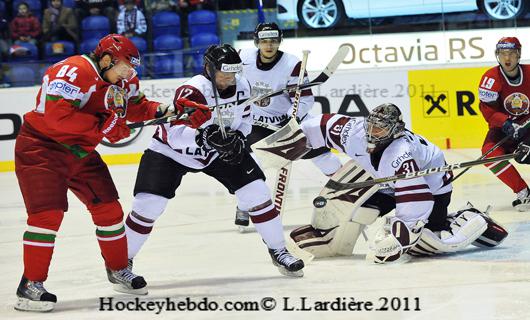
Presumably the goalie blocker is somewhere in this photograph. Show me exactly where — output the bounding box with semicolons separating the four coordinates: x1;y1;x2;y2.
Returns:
290;161;508;262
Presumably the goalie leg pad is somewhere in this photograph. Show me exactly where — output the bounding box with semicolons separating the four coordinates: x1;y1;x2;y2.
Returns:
410;208;487;255
471;209;508;248
290;222;363;257
292;207;379;258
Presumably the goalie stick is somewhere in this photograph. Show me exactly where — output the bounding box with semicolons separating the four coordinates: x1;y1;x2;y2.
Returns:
323;153;515;193
273;50;315;264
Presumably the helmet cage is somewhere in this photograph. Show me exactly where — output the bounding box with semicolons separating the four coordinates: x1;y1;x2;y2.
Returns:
364;104;405;149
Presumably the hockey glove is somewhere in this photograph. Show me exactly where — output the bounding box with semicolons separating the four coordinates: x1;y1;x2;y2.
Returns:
100;111;131;143
195;125;246;164
173;98;212;129
515;142;530;164
502;120;527;140
217;130;246;165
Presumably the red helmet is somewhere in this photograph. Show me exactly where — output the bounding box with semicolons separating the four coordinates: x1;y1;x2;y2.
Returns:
94;34;141;67
496;37;522;52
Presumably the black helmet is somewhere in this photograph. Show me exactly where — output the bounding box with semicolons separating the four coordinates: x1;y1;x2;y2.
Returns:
203;44;242;75
364;103;405;150
254;22;283;47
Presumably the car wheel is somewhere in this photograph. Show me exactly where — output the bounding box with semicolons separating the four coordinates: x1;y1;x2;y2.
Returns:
297;0;344;29
479;0;527;20
101;125;144;148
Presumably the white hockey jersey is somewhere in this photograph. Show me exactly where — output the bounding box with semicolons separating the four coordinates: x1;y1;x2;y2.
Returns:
149;74;252;169
301;114;453;226
239;48;314;125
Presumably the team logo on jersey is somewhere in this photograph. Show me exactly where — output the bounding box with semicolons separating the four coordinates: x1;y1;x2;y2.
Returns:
504;92;529;116
104;85;127;118
252;81;272;107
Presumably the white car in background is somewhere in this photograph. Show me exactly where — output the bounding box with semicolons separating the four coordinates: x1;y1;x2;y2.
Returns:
277;0;527;29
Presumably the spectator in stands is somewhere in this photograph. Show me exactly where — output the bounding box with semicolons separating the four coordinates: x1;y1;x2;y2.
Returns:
10;2;41;45
178;0;213;11
148;0;179;15
0;12;8;60
75;0;117;31
118;0;144;10
117;0;147;38
42;0;78;43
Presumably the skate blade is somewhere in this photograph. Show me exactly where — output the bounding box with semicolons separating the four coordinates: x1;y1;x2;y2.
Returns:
14;297;55;312
237;225;253;233
112;284;148;295
277;267;304;278
515;203;530;212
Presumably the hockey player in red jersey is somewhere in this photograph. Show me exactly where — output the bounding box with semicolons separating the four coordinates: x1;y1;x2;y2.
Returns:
13;34;179;312
478;37;530;211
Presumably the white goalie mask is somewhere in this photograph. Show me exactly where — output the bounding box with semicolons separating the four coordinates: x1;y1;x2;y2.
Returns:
364;103;405;152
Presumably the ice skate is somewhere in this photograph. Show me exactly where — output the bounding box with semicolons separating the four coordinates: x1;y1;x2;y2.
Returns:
268;247;304;277
14;276;56;312
106;267;148;295
235;208;251;233
512;188;530;212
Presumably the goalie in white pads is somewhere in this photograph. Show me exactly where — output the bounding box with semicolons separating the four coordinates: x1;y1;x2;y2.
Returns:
124;44;304;277
235;22;342;229
291;103;508;263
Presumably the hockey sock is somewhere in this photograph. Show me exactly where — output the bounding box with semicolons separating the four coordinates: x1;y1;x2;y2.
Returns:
249;204;285;250
89;201;127;270
484;150;528;193
24;210;64;281
125;193;168;259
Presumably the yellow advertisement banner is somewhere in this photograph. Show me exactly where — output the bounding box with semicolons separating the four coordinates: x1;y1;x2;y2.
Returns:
409;67;490;149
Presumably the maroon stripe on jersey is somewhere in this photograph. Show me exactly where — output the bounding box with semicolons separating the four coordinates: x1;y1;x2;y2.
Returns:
290;61;309;77
289;89;313;97
249;207;279;224
125;216;153;235
242;113;250;118
395;193;434;203
395;184;430;193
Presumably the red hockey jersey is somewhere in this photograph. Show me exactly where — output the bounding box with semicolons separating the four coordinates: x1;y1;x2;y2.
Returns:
24;55;159;154
478;64;530;128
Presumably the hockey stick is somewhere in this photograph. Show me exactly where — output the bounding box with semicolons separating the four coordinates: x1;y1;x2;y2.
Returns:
450;119;530;183
127;113;188;129
449;135;509;183
207;60;227;138
324;153;515;192
237;45;350;110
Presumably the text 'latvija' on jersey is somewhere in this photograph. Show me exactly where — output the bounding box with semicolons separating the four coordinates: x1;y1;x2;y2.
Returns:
301;114;453;225
239;48;314;124
478;64;530;128
150;74;252;169
24;54;159;155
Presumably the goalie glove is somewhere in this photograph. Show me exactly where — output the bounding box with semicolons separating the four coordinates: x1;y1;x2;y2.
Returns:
195;124;246;164
173;98;212;129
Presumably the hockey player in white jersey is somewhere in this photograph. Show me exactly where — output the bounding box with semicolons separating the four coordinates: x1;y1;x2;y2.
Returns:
236;22;342;228
124;44;304;277
290;103;508;263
